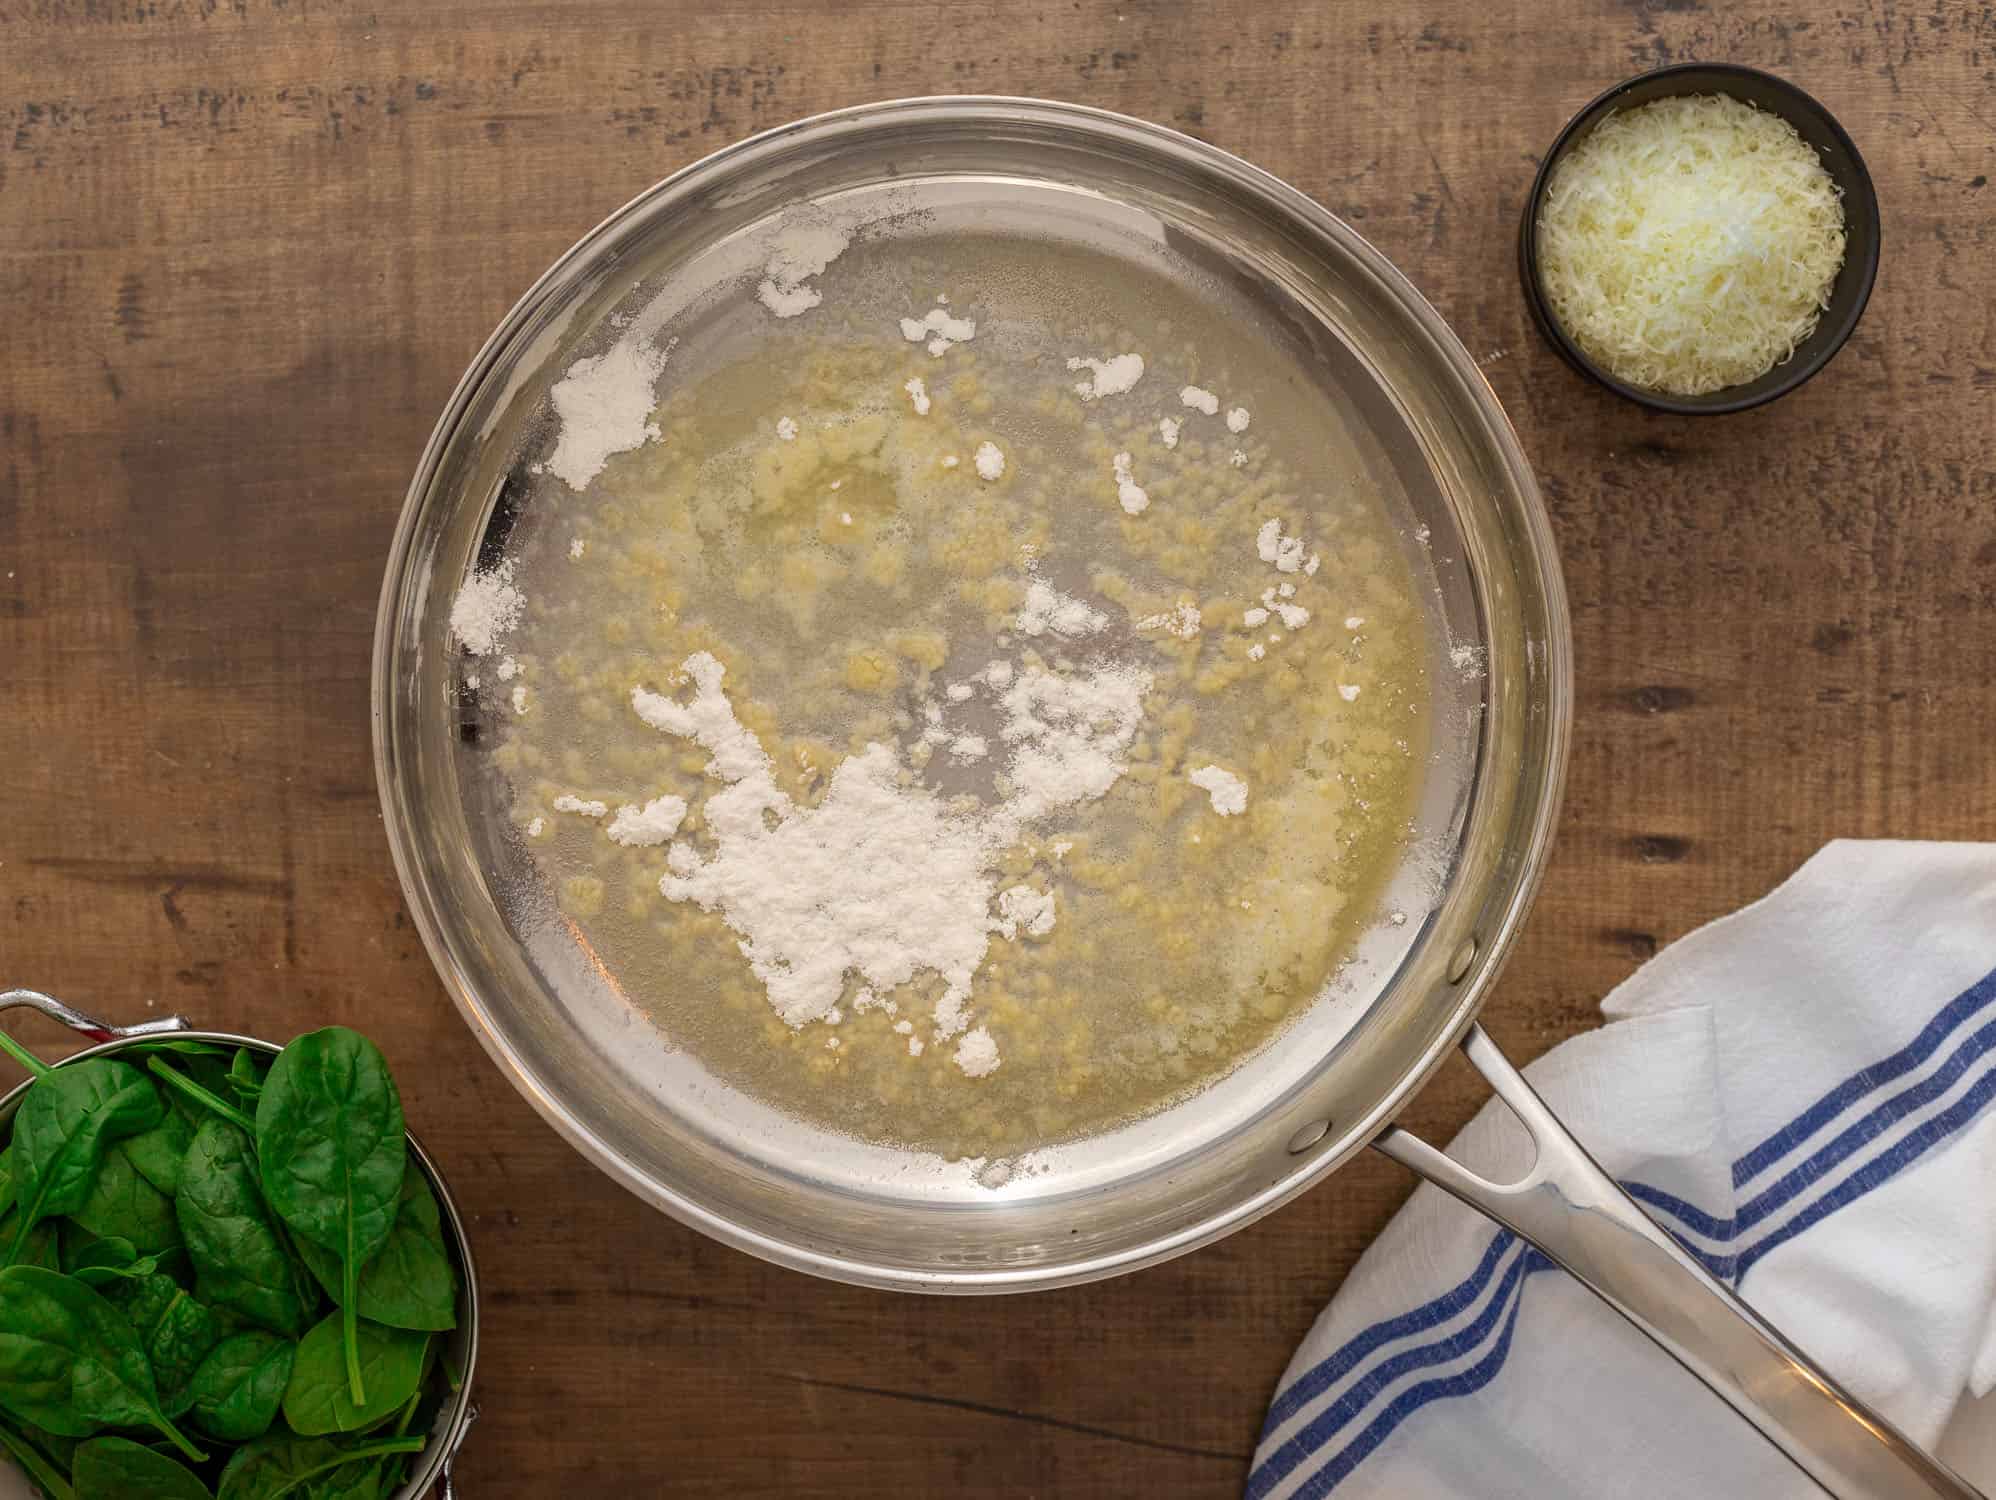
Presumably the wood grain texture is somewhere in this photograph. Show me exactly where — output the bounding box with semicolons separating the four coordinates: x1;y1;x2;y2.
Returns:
3;1;1992;1494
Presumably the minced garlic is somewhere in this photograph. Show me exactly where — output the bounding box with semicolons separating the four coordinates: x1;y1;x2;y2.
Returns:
1536;93;1846;396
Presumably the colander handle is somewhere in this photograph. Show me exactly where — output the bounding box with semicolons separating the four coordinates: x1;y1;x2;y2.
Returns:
0;988;191;1044
429;1400;478;1498
1374;1023;1984;1500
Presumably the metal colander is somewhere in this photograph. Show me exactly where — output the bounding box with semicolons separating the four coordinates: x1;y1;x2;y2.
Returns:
0;988;478;1500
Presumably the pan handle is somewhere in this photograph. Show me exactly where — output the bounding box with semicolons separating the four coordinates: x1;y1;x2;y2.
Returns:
0;988;191;1043
1373;1022;1983;1500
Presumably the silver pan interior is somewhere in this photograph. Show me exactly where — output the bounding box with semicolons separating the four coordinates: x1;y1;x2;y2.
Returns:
372;98;1570;1291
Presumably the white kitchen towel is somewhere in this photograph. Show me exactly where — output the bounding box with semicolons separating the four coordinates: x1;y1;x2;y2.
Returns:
1250;840;1996;1500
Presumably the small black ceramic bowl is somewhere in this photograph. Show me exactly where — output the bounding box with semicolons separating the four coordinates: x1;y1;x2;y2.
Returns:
1519;62;1880;415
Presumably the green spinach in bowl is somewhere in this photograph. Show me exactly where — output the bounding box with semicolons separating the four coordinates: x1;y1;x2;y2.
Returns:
0;1027;460;1500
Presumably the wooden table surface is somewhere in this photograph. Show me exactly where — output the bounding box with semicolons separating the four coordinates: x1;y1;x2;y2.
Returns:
5;1;1993;1494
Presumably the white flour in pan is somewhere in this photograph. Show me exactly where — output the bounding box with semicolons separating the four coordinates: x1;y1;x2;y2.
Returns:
546;340;668;490
477;215;844;532
1068;352;1145;400
448;560;525;656
629;647;1154;1072
757;222;853;319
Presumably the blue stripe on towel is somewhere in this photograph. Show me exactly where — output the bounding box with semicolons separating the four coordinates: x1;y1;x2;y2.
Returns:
1623;1011;1996;1276
1730;966;1996;1189
1252;963;1996;1497
1616;991;1996;1276
1627;1060;1996;1287
1289;1251;1554;1500
1733;1013;1996;1235
1258;1231;1519;1435
1619;1180;1733;1243
1615;1183;1737;1278
1247;1237;1532;1499
1733;1060;1996;1280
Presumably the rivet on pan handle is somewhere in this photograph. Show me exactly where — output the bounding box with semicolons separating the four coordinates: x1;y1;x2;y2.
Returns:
0;988;192;1043
1374;1022;1985;1500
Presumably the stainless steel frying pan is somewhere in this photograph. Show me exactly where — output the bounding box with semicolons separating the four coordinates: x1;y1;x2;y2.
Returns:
372;98;1979;1498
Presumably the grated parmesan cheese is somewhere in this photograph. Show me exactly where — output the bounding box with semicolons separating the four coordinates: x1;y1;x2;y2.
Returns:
1535;93;1846;396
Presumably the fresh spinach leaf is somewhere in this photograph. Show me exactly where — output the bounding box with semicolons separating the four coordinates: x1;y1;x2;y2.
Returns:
155;1055;238;1132
132;1040;233;1059
372;1341;445;1469
6;1062;164;1266
0;1031;53;1081
177;1120;314;1338
298;1455;394;1500
294;1166;455;1333
0;1212;60;1272
121;1106;195;1198
0;1145;15;1220
280;1313;426;1436
13;1421;76;1472
56;1228;117;1276
110;1272;226;1419
187;1329;294;1443
227;1051;267;1105
0;1419;76;1500
70;1434;213;1500
0;1265;205;1461
255;1030;404;1406
61;1236;158;1289
71;1261;157;1289
214;1432;424;1500
66;1143;184;1259
388;1374;426;1439
148;1061;256;1136
58;1232;118;1274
